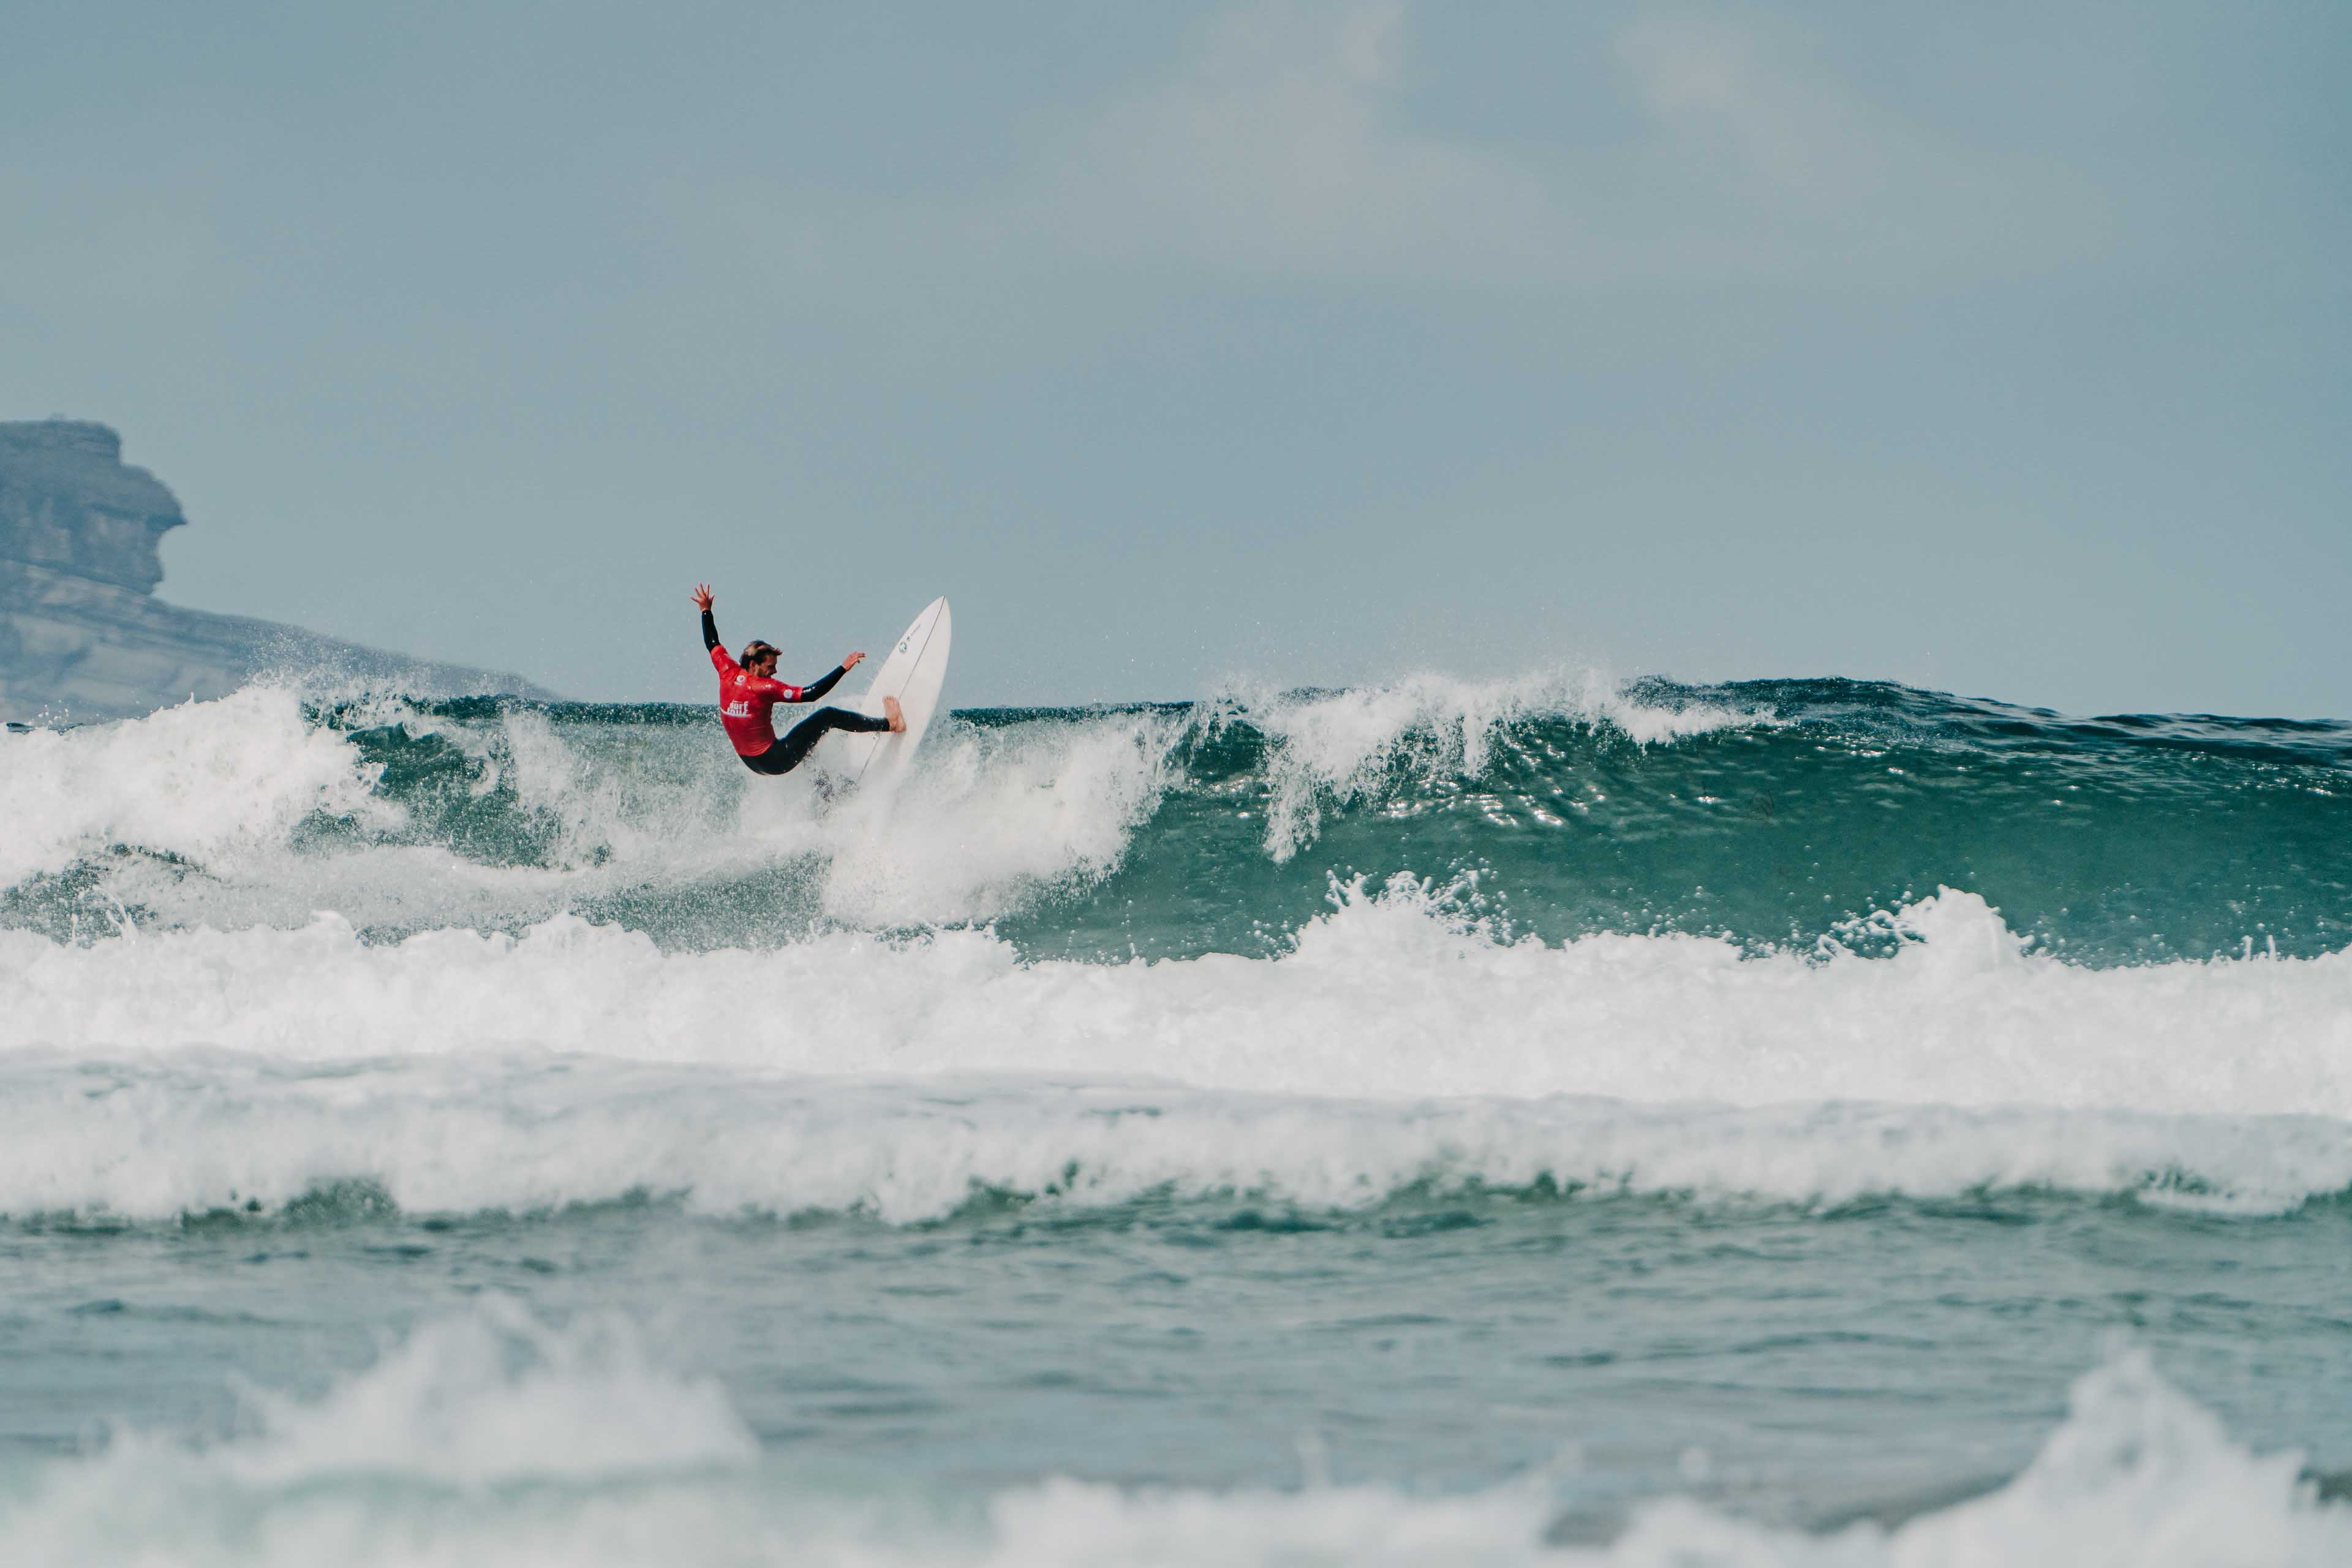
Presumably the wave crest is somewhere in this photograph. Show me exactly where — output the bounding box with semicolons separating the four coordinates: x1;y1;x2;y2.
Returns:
1208;669;1767;862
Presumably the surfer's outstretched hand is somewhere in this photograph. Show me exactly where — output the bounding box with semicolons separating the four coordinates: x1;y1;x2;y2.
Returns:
690;583;714;612
842;650;865;670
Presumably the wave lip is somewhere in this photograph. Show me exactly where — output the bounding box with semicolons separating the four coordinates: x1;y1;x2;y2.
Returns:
1208;668;1771;861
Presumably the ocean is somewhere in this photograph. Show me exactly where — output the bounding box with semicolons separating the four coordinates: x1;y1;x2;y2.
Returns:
2;671;2350;1565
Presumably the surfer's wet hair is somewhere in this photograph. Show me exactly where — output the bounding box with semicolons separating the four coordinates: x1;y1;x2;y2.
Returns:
741;641;779;668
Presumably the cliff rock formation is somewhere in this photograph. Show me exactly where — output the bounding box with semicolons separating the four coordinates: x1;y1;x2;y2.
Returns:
1;420;551;720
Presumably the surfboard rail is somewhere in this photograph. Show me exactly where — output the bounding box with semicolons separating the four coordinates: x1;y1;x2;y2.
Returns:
831;596;951;785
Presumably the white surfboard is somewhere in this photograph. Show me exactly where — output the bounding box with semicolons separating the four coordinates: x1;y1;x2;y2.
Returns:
829;597;951;786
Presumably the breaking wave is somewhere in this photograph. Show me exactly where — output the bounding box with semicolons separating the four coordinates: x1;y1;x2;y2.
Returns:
4;671;2345;963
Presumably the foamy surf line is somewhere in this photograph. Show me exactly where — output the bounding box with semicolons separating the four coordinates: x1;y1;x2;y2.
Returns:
7;1056;2352;1223
4;1304;2346;1567
6;882;2352;1114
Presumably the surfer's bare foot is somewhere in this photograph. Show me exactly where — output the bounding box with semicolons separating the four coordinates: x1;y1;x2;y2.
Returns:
884;695;906;733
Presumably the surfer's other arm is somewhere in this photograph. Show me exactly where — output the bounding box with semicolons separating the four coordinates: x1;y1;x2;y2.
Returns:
788;652;865;706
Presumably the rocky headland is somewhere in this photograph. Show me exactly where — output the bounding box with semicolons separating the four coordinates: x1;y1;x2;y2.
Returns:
1;420;549;720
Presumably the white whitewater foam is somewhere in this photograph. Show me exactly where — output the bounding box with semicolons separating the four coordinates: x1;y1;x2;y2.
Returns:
2;1316;2343;1567
0;687;396;892
1214;669;1764;861
6;879;2350;1114
6;1305;763;1567
4;1052;2352;1223
794;704;1186;927
221;1297;756;1487
0;686;1191;934
1600;1350;2346;1567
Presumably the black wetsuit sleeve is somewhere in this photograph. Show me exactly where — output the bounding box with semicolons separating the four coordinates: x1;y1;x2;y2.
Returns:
701;609;721;653
793;665;850;704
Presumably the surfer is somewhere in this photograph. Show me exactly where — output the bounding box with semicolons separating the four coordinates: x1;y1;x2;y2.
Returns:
692;583;903;776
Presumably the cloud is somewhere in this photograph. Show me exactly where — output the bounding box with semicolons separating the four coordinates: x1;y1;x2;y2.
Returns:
650;0;2116;355
1617;15;1898;199
911;3;2109;292
1018;2;1562;285
1610;15;2106;276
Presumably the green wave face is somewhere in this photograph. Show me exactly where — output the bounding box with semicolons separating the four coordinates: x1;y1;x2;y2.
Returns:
254;679;2346;966
1034;677;2352;965
9;678;2345;966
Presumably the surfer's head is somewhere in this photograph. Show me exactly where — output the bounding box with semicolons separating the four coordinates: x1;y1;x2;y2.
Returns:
741;640;780;676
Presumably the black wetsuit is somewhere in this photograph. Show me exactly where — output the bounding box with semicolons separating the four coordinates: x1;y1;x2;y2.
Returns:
703;609;889;776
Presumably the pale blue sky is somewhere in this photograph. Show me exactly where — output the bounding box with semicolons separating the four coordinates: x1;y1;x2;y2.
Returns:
6;2;2347;714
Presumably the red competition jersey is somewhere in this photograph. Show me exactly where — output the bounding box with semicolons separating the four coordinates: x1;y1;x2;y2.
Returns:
710;645;809;755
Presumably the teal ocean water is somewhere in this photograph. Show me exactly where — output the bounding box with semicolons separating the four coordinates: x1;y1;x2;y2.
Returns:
4;671;2351;1564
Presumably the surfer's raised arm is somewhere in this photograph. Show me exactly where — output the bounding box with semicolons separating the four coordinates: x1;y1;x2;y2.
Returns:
692;583;721;654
